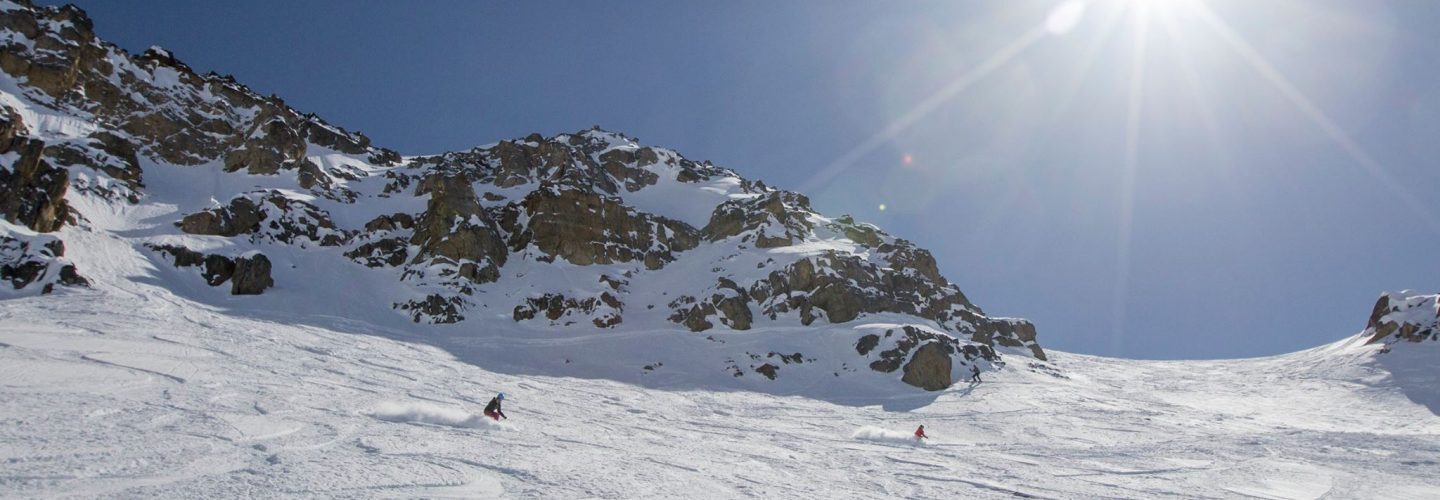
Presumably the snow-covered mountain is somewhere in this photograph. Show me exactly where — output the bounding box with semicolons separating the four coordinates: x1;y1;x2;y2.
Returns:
2;2;1437;497
0;0;1047;393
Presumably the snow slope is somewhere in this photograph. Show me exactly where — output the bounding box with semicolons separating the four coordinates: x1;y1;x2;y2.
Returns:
2;284;1436;498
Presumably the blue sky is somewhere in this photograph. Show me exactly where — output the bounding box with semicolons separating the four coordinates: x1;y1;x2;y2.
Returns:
64;0;1440;359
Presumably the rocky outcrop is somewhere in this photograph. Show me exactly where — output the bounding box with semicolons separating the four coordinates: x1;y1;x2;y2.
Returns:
703;191;814;248
407;173;507;285
501;185;698;269
230;253;273;295
0;110;69;232
0;1;395;195
179;197;264;237
148;244;235;286
178;191;350;246
1364;292;1439;345
968;316;1048;361
148;244;271;295
513;292;624;328
857;326;996;391
1;232;87;294
0;0;1051;370
396;294;465;324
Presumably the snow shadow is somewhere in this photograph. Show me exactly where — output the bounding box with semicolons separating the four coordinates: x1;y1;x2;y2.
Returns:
1378;347;1440;416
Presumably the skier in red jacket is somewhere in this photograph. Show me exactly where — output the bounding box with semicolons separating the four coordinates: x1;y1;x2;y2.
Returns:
914;425;928;440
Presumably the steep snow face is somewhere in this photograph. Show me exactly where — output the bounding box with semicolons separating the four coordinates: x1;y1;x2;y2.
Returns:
0;0;1044;392
0;290;1436;498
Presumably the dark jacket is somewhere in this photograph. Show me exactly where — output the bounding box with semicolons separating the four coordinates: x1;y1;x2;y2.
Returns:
485;397;504;417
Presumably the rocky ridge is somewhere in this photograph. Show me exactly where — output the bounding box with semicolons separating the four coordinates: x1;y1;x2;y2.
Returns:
0;0;1045;391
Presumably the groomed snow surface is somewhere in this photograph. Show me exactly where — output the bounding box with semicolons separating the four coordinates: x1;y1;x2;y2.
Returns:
2;286;1437;498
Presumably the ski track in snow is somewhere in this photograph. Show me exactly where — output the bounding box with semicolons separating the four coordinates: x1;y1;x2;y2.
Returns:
2;287;1438;499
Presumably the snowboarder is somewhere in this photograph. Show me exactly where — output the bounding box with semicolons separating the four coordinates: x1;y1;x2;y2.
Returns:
484;393;507;421
970;365;982;384
914;425;928;440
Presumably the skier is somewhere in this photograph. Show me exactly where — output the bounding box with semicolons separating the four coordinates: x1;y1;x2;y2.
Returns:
484;393;507;421
970;365;982;384
914;425;928;440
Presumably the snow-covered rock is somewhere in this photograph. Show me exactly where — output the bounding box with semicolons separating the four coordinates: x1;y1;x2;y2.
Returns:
1364;291;1439;345
0;0;1043;391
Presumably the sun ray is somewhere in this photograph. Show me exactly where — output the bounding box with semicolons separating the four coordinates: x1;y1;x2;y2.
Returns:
798;25;1048;194
1112;2;1151;355
1155;3;1230;169
1191;0;1440;235
1048;3;1129;122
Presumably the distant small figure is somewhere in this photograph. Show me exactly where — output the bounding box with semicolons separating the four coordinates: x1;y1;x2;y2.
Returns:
914;425;928;440
484;392;508;421
970;365;982;384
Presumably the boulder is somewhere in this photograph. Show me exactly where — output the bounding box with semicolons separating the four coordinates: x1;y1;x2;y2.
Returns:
230;253;273;295
901;342;953;391
179;196;262;236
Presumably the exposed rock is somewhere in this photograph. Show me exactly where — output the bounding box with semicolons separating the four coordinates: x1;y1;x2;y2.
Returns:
364;213;415;233
0;110;69;232
146;244;235;286
970;317;1047;361
1364;292;1439;345
513;292;623;328
826;215;883;247
408;173;506;284
502;185;698;270
668;295;717;332
397;294;465;324
179;197;263;236
901;342;953;391
345;238;409;268
702;191;814;248
855;334;880;356
1;232;87;294
754;363;779;380
230;253;273;295
866;326;995;388
179;192;350;246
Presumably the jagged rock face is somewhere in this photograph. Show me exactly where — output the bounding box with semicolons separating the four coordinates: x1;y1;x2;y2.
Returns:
703;191;815;248
0;110;69;233
408;173;506;284
231;253;273;295
1;231;86;294
1364;292;1439;345
0;1;397;186
968;315;1047;361
503;186;699;270
223;114;309;176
